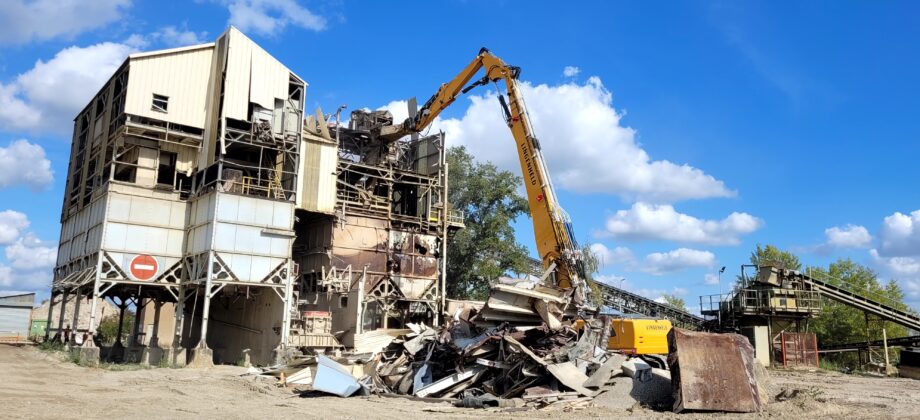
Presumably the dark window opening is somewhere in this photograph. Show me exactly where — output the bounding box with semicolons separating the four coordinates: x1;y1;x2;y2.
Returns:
152;94;169;113
157;151;177;186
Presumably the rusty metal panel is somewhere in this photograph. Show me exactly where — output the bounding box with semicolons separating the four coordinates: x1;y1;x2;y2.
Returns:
780;332;819;368
668;329;764;413
413;256;438;278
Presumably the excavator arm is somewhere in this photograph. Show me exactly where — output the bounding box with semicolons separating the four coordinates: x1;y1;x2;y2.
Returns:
380;48;587;302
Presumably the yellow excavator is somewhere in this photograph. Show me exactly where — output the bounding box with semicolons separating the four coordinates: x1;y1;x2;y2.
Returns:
377;48;589;305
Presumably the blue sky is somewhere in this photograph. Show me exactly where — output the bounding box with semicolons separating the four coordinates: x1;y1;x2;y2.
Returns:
1;1;919;310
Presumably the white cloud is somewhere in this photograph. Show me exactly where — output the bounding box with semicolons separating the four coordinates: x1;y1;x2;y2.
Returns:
5;234;56;270
877;210;920;257
128;26;209;49
0;265;50;290
0;265;10;286
870;249;920;277
824;224;872;249
595;274;627;286
641;248;715;275
223;0;327;37
601;202;762;245
0;0;131;45
0;42;137;134
704;273;720;285
0;140;53;190
588;243;634;267
381;76;734;202
0;210;29;245
563;66;581;77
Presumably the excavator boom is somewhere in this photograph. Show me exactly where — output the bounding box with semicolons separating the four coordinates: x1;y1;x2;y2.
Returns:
381;48;586;301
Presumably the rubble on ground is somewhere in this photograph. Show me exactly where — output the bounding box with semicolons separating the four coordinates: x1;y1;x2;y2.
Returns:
245;282;770;414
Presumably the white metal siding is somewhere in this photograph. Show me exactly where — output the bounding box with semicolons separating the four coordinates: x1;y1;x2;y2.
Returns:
221;27;293;120
297;133;337;213
0;307;30;338
222;28;253;120
124;47;214;128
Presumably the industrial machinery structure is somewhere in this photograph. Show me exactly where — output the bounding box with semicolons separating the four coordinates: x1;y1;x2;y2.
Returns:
701;264;920;367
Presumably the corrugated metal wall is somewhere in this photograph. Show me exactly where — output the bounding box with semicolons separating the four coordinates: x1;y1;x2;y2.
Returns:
221;27;294;121
57;195;107;265
297;132;337;213
124;46;214;128
102;185;189;280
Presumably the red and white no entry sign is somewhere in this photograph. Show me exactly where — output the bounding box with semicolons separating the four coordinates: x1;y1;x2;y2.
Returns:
130;254;159;281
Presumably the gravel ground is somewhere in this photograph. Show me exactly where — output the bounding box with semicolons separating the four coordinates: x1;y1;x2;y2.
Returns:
2;344;919;419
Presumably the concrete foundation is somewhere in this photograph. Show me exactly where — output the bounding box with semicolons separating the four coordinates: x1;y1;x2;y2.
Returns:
187;347;214;368
73;346;100;367
140;347;165;366
166;347;187;367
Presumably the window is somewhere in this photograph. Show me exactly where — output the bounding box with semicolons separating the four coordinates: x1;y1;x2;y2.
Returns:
151;94;169;113
157;151;177;187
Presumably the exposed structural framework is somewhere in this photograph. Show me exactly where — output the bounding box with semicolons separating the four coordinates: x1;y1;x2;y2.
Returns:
291;109;463;350
48;28;465;366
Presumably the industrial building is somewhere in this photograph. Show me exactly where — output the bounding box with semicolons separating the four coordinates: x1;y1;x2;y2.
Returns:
47;27;461;366
0;293;35;342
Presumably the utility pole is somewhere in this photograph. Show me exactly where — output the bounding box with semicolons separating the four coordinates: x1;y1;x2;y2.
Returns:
717;266;726;328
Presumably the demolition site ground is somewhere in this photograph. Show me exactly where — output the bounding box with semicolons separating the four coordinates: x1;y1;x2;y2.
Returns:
3;344;918;419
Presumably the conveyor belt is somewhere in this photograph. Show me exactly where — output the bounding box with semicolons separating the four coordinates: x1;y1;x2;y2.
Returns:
591;280;706;330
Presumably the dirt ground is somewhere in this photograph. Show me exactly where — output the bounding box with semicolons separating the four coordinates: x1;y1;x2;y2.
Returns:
2;344;919;419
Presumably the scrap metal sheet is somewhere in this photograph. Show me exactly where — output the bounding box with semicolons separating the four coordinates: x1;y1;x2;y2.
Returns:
668;329;764;413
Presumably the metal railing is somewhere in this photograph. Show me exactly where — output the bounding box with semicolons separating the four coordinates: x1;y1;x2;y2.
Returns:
700;288;822;317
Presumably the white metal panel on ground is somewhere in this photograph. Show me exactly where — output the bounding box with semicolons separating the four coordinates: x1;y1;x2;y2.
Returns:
222;28;253;120
124;45;214;128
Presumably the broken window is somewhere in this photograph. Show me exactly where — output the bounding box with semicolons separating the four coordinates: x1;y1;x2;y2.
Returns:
157;151;177;187
113;147;138;183
151;94;169;113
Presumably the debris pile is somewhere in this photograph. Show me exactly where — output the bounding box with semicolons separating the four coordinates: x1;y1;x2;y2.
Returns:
361;316;616;409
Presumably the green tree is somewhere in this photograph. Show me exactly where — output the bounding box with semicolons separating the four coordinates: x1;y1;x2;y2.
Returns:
446;146;531;300
580;243;606;307
810;259;909;345
96;312;135;345
661;294;687;311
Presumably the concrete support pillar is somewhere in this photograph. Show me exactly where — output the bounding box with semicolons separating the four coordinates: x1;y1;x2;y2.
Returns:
56;290;69;342
188;256;215;367
173;287;186;347
70;291;82;345
44;292;56;342
170;285;187;367
131;298;144;346
85;281;100;347
150;301;163;348
115;299;127;345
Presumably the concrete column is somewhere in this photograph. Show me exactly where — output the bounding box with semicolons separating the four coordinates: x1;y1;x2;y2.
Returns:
56;290;69;342
280;266;294;348
70;291;82;345
85;282;100;346
131;298;144;346
173;286;186;349
115;299;126;345
44;292;56;341
198;283;213;349
150;301;162;347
